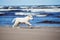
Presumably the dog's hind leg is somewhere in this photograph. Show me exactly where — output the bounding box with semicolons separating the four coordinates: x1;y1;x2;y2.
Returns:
12;21;19;28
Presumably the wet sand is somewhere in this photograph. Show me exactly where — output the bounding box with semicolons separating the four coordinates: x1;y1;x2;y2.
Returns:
0;27;60;40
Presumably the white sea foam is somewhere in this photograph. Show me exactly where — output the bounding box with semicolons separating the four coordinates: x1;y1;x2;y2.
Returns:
15;12;35;15
36;15;47;17
30;9;60;12
15;12;47;17
0;8;60;12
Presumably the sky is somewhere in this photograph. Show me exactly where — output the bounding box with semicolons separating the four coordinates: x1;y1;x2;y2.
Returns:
0;0;60;6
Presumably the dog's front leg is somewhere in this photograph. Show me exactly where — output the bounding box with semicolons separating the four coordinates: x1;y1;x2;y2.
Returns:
25;22;31;26
25;22;32;28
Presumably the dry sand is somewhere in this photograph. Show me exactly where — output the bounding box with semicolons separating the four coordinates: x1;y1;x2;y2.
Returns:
0;27;60;40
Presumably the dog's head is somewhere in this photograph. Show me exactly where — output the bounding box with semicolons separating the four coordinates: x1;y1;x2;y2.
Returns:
28;15;33;20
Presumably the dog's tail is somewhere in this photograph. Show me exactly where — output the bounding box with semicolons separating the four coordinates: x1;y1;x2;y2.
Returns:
12;18;16;23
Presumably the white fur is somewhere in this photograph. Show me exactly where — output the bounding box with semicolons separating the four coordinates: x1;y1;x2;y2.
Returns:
12;15;33;28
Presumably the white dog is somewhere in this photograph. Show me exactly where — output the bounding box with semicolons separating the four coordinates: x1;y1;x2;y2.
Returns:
12;15;33;28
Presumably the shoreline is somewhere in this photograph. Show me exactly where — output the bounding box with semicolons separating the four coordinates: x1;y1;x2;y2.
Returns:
0;27;60;40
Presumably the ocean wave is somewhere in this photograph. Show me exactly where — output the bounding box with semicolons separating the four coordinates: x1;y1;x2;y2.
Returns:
37;20;60;24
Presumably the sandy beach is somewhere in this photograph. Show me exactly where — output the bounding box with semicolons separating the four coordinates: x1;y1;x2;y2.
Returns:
0;27;60;40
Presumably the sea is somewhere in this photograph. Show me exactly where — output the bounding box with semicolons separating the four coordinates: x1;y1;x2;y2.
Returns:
0;11;60;27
